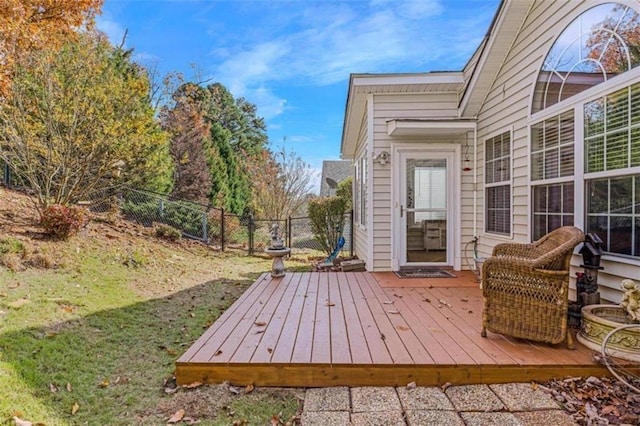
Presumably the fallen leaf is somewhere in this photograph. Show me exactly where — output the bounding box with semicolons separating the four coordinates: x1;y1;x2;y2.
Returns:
71;402;80;415
13;417;32;426
254;321;266;327
253;330;264;334
214;350;223;356
423;298;431;303
380;333;386;341
228;385;241;395
460;298;469;302
441;382;452;391
49;383;59;393
387;310;400;314
62;305;74;313
168;409;185;424
245;383;254;393
98;378;109;388
325;302;335;307
406;381;417;389
66;382;72;392
190;312;195;317
271;414;281;425
267;347;273;353
383;300;394;305
468;310;474;314
396;325;409;331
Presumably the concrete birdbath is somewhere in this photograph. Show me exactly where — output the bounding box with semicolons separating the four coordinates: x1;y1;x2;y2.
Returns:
577;280;640;362
264;224;290;278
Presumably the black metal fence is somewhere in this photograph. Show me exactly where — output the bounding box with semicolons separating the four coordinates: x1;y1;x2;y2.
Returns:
81;186;353;256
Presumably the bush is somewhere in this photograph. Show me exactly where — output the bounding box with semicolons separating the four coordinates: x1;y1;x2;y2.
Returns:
40;204;88;239
155;224;181;241
307;196;348;256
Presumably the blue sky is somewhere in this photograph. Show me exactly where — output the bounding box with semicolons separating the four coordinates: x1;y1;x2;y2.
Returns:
97;0;500;192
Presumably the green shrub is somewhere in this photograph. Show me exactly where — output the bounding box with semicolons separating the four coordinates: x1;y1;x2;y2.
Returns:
155;224;182;241
307;196;348;256
40;204;88;239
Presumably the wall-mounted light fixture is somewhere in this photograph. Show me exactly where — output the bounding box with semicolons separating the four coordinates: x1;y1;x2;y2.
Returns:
373;151;390;165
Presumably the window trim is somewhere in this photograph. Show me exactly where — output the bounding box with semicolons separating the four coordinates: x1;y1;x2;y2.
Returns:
354;152;367;229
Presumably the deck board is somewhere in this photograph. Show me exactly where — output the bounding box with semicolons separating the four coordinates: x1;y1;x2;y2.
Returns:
176;271;612;387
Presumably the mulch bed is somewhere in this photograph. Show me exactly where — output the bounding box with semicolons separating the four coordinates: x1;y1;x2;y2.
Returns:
541;375;640;425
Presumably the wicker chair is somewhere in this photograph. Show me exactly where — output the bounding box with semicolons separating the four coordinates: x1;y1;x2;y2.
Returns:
480;226;585;349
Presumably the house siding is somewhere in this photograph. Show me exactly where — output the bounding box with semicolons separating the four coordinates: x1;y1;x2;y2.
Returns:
352;111;369;267
474;0;639;301
370;92;468;271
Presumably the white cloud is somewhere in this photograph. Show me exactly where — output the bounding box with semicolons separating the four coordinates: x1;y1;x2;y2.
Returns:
96;14;127;46
210;0;476;101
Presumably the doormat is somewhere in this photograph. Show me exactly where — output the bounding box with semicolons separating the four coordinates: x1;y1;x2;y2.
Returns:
394;269;456;279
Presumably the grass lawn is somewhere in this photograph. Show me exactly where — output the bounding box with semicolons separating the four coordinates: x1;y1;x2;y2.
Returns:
0;188;310;425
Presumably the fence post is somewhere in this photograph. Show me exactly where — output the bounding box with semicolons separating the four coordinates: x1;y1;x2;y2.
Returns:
350;209;354;257
220;208;225;252
202;211;207;243
287;216;292;249
248;214;254;255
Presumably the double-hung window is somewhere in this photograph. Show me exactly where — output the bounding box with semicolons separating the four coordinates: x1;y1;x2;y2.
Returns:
485;132;511;235
530;112;575;240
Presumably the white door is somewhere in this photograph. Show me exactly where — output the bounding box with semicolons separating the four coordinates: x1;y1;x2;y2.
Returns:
397;149;457;268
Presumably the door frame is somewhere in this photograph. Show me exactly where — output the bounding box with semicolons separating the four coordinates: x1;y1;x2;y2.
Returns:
391;143;461;271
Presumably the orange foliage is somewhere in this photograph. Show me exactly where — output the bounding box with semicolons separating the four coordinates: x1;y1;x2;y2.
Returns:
0;0;103;95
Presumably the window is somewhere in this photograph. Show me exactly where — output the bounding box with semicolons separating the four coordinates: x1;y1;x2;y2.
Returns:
354;153;367;227
532;3;640;113
485;132;511;234
531;111;575;239
585;82;640;255
530;2;640;256
532;183;574;241
584;83;640;173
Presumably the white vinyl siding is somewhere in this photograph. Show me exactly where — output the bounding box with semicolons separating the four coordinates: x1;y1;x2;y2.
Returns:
370;92;461;271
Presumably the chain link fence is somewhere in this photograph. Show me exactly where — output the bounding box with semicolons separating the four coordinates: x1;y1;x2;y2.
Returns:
3;180;354;256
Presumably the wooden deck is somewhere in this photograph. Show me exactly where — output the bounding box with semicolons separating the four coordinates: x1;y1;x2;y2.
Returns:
176;271;610;387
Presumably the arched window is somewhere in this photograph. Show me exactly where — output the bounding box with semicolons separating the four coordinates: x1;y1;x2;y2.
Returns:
532;3;640;113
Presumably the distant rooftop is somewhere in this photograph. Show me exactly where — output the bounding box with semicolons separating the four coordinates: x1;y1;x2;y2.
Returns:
319;160;351;197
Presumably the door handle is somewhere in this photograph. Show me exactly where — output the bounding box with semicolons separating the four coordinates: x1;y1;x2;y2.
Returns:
400;205;404;218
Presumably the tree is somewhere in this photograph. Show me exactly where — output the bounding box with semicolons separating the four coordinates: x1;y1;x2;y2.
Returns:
0;0;103;96
248;146;314;220
161;84;212;204
0;32;172;210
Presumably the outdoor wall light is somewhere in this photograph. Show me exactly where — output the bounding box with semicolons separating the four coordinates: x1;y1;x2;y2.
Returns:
373;151;390;165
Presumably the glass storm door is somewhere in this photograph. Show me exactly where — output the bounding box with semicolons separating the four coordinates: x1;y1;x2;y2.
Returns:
402;155;449;266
